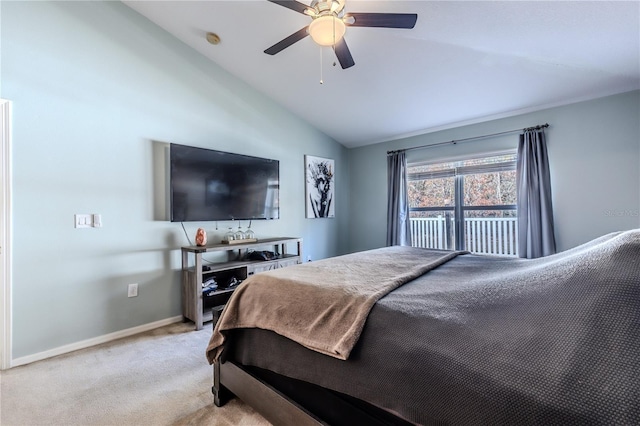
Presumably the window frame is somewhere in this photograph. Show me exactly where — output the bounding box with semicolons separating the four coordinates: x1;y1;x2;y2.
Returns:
408;151;517;252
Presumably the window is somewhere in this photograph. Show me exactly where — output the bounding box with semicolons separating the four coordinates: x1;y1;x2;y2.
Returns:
408;153;518;256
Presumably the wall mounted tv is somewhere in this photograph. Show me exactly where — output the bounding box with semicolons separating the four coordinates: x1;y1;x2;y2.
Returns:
170;143;279;222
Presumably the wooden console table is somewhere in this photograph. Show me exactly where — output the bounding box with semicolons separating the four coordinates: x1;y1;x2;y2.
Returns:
181;237;302;330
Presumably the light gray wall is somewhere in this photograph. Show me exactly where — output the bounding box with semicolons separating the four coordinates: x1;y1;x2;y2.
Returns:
348;90;640;253
2;1;348;358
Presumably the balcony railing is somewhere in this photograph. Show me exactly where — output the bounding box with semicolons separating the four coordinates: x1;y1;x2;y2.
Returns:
410;216;518;256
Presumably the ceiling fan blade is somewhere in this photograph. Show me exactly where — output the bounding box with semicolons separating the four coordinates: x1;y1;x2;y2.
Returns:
345;13;417;29
267;0;310;15
264;26;309;55
333;38;355;69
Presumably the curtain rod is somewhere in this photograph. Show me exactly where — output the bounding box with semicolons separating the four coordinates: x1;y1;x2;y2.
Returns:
387;123;549;155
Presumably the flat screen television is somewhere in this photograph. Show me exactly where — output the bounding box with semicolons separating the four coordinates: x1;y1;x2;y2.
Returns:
170;143;279;222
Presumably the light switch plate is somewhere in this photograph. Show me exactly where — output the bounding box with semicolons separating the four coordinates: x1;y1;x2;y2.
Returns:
74;214;92;228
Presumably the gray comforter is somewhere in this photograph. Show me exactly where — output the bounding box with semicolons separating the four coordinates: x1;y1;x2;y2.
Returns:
222;230;640;424
208;246;464;362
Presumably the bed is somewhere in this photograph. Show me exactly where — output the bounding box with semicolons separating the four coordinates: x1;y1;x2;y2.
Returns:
206;229;640;425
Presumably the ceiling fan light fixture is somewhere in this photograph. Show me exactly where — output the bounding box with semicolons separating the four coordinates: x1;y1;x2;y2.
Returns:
309;15;346;46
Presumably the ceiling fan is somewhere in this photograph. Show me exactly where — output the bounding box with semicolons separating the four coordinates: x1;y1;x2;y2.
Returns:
264;0;417;69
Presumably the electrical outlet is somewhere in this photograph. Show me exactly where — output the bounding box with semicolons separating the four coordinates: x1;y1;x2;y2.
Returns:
128;283;138;298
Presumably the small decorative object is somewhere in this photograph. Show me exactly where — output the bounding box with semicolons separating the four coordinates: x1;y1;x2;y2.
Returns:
245;220;256;240
222;223;257;244
223;227;235;243
305;155;335;218
234;223;245;241
195;228;207;246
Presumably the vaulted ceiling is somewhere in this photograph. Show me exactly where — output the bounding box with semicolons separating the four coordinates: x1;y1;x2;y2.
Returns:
123;1;640;148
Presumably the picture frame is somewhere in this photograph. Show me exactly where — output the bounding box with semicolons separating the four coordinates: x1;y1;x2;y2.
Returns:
305;155;335;218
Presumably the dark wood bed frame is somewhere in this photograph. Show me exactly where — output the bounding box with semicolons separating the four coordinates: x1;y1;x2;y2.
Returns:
213;360;326;425
213;360;412;426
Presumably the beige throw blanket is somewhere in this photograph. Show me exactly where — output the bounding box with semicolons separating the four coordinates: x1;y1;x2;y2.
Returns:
206;246;464;363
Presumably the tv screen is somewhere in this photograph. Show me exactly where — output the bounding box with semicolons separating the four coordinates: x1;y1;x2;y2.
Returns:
170;144;279;222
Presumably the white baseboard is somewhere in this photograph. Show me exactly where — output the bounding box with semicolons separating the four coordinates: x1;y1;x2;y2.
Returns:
11;315;184;368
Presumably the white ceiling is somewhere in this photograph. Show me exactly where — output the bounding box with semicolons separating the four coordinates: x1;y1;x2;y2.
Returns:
123;1;640;148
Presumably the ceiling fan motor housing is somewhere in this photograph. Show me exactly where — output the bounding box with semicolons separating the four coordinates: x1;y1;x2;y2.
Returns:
308;0;346;17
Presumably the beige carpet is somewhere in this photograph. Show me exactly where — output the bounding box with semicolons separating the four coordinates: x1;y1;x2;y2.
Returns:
0;322;270;425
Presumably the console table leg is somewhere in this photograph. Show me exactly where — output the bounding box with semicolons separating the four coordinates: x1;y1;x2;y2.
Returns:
195;252;203;330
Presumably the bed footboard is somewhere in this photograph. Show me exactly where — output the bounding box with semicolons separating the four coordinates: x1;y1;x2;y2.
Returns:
213;360;325;425
212;361;233;407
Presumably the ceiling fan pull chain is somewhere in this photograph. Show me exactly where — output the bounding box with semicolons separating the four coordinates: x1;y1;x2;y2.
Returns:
320;47;324;85
333;14;336;47
332;15;338;67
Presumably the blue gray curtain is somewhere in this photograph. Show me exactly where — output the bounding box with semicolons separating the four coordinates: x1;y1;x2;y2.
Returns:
516;129;556;258
386;151;411;246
